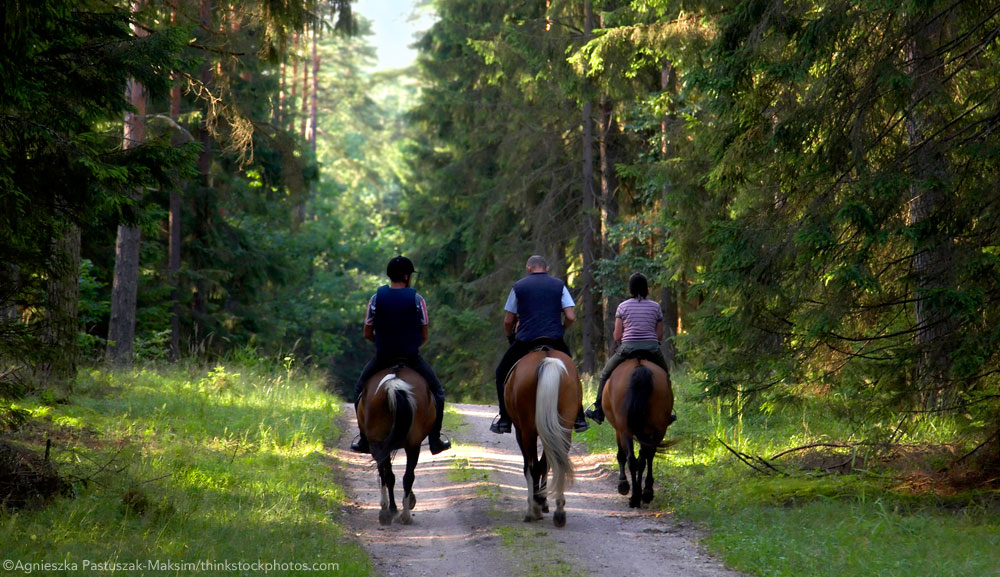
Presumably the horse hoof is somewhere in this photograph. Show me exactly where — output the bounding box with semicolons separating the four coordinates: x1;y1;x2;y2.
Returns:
541;503;550;513
628;498;641;509
618;481;630;495
405;493;416;510
399;511;412;525
378;509;393;526
553;511;566;528
642;489;654;504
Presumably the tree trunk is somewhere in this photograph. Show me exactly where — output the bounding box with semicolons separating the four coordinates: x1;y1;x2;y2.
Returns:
290;32;299;130
659;62;680;367
193;0;214;333
599;93;620;361
309;24;319;151
579;0;597;373
106;2;148;367
277;38;287;126
168;69;183;362
42;224;81;386
300;29;309;139
1;264;17;321
906;10;955;406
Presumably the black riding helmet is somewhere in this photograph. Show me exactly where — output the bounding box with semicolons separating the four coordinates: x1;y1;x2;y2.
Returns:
386;256;415;283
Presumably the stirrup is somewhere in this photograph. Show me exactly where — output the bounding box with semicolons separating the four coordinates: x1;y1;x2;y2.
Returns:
350;434;369;453
490;415;511;434
428;433;452;454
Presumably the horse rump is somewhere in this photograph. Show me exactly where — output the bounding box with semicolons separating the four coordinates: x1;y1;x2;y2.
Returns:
370;375;416;464
623;365;671;450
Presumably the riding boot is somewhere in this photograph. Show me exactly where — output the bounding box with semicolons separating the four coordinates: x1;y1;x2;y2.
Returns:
585;404;605;425
351;401;370;453
585;379;607;424
351;432;370;453
490;414;512;434
574;407;589;433
428;397;451;454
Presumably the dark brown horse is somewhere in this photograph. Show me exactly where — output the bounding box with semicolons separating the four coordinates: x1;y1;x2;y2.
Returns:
603;359;674;508
356;366;435;525
504;349;581;527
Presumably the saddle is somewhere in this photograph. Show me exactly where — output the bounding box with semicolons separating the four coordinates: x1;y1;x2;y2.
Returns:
505;344;555;385
621;348;660;363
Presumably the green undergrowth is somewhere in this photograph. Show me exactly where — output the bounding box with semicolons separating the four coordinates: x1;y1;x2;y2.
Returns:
576;371;1000;577
1;361;370;576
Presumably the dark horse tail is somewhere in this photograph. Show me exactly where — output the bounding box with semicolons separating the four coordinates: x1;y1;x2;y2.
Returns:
625;365;657;449
371;376;415;465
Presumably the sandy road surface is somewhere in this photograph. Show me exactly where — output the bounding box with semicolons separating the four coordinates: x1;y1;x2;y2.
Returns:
333;403;746;577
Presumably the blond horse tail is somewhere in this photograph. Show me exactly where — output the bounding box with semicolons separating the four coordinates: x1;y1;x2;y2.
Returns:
535;357;574;495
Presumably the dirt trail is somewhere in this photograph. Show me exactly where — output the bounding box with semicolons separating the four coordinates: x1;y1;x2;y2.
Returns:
334;403;746;577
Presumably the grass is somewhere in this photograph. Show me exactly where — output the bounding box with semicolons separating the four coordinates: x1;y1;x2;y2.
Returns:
1;361;370;576
576;370;1000;577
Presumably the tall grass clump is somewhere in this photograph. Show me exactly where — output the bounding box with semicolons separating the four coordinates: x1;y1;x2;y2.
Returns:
1;360;370;576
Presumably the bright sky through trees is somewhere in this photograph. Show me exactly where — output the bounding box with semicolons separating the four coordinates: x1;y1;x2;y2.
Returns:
353;0;435;70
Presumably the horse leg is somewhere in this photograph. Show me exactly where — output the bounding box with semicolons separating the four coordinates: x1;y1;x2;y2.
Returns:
616;438;630;496
398;445;420;525
377;458;397;526
552;440;567;528
626;437;642;508
641;445;655;504
517;434;543;522
533;451;549;513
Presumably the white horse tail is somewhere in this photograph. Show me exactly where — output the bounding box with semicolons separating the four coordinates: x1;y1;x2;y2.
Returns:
535;357;575;493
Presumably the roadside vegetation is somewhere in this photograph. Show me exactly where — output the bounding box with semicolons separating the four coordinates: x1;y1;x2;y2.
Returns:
0;359;369;576
579;373;1000;577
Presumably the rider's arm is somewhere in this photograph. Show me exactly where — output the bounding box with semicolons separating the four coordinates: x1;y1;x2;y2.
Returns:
656;320;664;342
613;317;624;342
504;311;518;340
364;294;376;342
562;306;575;330
560;285;576;330
416;293;430;346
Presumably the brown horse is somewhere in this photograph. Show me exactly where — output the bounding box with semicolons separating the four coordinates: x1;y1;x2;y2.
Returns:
356;365;435;526
504;348;581;527
603;359;674;508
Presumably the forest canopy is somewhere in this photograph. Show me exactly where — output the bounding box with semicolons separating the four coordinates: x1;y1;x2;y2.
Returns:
2;0;999;464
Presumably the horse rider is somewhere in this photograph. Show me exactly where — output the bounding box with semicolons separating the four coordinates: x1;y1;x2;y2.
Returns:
351;256;452;455
490;255;589;434
586;272;673;425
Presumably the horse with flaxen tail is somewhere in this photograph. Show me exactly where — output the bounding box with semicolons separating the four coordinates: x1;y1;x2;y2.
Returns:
505;348;581;527
603;359;674;508
356;366;435;526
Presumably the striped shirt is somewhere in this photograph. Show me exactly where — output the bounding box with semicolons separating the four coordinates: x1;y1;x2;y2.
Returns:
616;298;663;342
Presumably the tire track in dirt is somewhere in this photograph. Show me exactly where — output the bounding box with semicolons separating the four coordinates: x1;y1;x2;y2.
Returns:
334;403;745;577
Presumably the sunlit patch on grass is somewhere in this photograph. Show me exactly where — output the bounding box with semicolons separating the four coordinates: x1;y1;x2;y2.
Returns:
1;363;370;576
